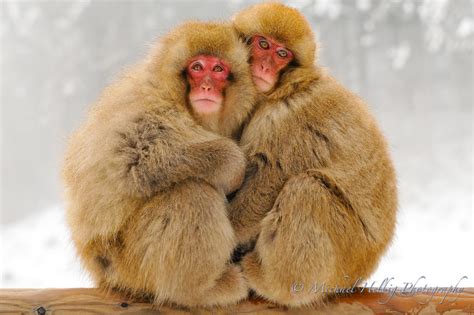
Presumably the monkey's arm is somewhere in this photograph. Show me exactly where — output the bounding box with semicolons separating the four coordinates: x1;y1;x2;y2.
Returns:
63;108;245;240
112;111;246;197
229;159;286;244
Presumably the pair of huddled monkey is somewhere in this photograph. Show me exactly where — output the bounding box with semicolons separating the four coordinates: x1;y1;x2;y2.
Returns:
63;3;397;308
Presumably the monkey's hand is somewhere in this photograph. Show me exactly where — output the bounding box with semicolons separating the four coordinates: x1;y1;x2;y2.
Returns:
229;161;285;244
187;138;246;195
231;239;256;264
229;194;263;244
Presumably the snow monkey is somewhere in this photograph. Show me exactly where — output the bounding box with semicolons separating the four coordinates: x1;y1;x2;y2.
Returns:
62;22;257;307
229;3;398;306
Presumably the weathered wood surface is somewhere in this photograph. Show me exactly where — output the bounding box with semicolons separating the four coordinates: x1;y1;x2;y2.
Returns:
0;288;473;314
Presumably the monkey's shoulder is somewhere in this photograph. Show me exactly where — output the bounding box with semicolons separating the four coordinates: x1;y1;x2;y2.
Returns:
239;100;289;148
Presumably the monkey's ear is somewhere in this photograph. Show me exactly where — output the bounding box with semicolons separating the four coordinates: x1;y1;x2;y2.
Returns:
244;36;253;45
180;68;188;80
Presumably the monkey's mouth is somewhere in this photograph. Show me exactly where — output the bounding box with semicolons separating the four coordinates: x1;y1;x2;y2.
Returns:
192;99;221;114
252;76;274;92
252;75;271;85
194;98;218;104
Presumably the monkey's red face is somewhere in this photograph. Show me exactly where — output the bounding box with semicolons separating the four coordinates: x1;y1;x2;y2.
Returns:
249;35;294;92
186;55;231;115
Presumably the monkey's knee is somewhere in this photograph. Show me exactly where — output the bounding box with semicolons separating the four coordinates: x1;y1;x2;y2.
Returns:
125;181;238;301
244;172;343;303
281;170;378;260
266;169;362;236
263;169;357;251
259;170;339;240
249;171;378;306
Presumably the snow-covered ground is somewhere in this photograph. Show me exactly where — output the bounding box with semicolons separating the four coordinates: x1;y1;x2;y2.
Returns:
1;206;92;288
370;206;473;288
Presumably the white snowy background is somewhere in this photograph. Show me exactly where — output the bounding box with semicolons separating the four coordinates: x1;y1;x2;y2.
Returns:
1;0;472;289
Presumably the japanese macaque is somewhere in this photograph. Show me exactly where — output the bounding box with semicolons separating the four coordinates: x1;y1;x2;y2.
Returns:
62;22;256;307
229;3;398;306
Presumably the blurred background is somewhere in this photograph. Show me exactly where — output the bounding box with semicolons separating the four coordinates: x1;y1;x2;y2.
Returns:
1;0;472;288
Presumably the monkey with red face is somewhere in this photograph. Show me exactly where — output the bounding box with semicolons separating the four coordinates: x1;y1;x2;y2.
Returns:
249;35;294;93
230;3;398;306
62;22;256;307
188;56;230;113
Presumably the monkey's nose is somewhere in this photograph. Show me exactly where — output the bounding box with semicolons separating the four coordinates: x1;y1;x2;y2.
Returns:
200;82;212;91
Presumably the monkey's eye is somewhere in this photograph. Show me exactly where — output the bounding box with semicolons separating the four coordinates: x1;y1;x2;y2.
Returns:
191;63;203;71
213;65;224;72
258;39;270;50
277;49;289;58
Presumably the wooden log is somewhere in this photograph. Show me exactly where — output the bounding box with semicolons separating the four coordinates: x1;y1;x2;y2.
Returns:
0;288;473;314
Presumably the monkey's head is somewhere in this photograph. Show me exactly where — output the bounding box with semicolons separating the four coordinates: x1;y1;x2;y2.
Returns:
150;21;256;137
233;3;319;97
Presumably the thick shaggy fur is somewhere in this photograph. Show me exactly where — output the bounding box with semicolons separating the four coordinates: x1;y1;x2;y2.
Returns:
62;22;256;307
230;3;398;307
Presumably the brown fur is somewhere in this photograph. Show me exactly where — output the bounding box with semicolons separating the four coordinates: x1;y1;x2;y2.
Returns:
62;21;257;307
230;3;398;307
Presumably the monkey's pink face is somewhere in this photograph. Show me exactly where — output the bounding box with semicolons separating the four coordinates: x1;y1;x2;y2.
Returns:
186;55;231;115
249;35;294;92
